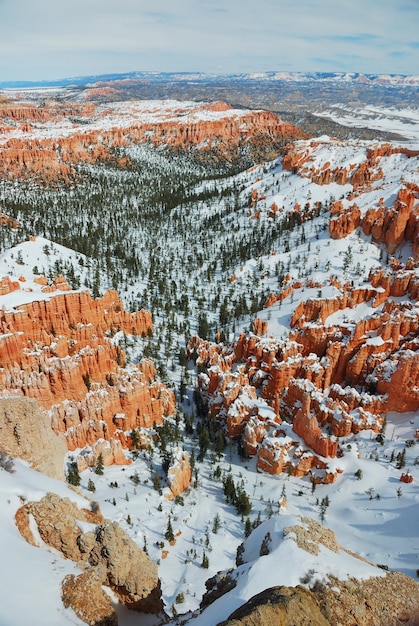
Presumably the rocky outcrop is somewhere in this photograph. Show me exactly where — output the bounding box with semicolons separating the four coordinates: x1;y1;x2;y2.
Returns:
253;317;268;336
0;97;306;184
188;335;344;481
62;570;118;626
218;586;330;626
76;438;130;472
292;393;338;459
329;201;361;239
48;361;175;452
283;138;419;255
0;275;20;295
218;515;419;626
0;289;152;351
166;447;192;498
282;139;418;193
288;518;419;625
0;211;19;229
0;289;175;457
15;492;104;558
313;572;419;626
188;255;419;479
201;570;237;610
0;397;67;480
362;185;419;254
15;493;163;621
89;521;163;612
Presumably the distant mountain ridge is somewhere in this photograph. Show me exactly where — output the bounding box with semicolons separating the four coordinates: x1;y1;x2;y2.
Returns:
1;70;419;89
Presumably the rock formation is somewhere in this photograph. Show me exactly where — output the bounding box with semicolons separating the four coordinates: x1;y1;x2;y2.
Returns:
76;438;131;472
0;289;175;460
0;96;307;184
15;493;164;622
329;201;361;239
62;570;118;626
312;571;419;626
89;521;163;612
211;515;419;626
166;447;192;498
282;139;419;194
362;185;419;254
282;136;419;257
218;586;330;626
0;397;67;480
188;251;419;481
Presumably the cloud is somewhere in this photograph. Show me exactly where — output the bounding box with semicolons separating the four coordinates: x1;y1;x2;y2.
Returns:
0;0;417;81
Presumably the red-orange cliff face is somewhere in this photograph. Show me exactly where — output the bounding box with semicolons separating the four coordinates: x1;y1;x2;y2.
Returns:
0;289;175;462
283;136;419;256
288;264;419;410
0;97;307;184
187;251;419;481
362;185;419;254
283;139;419;193
329;201;361;239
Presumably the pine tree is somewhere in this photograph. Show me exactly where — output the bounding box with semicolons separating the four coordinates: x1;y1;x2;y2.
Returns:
130;429;140;449
244;517;252;538
215;430;225;458
319;495;330;523
212;513;221;534
95;453;104;475
197;313;209;340
235;486;252;516
259;532;272;556
396;448;406;470
153;472;162;492
198;425;209;462
67;466;81;486
165;516;175;542
87;478;96;492
223;473;236;504
201;551;209;569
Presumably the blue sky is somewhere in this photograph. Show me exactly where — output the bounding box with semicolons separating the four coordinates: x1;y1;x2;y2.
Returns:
0;0;417;81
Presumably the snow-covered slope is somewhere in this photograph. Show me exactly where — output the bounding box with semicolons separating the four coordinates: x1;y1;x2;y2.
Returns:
0;94;419;624
0;460;90;626
314;104;419;141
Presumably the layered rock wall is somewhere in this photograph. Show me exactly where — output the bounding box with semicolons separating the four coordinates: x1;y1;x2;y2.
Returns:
0;98;306;184
0;289;175;457
188;256;419;480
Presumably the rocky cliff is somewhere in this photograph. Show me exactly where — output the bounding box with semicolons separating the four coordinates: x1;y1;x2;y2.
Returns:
0;288;175;462
0;96;307;184
15;492;164;624
188;248;419;481
282;137;419;255
166;447;192;498
206;515;419;626
0;397;67;479
282;139;419;193
219;586;330;626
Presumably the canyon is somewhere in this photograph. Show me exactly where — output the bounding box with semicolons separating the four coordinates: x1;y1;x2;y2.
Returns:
0;83;418;625
188;138;419;483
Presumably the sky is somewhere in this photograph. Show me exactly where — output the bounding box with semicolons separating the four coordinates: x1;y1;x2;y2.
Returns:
0;0;418;82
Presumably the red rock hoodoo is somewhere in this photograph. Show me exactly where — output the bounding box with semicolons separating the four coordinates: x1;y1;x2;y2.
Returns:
0;289;175;460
